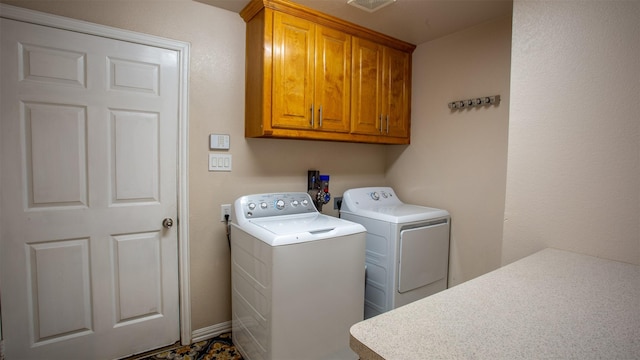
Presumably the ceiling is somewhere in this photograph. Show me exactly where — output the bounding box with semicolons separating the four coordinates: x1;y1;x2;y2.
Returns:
195;0;513;45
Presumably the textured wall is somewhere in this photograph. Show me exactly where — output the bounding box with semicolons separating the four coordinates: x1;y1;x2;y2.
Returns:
503;0;640;265
386;16;512;286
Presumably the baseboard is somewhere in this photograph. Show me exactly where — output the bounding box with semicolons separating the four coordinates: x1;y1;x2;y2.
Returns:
191;321;232;343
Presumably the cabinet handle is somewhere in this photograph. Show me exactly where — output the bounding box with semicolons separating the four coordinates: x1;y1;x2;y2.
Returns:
386;115;390;134
319;105;323;128
379;114;383;134
310;104;314;128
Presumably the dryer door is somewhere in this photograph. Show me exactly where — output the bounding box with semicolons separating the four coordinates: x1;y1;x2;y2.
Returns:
398;220;450;293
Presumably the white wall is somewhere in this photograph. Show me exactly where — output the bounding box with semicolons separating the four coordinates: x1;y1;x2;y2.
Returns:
503;0;640;265
387;15;512;286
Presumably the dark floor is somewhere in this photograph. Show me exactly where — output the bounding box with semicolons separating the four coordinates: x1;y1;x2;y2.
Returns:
124;332;242;360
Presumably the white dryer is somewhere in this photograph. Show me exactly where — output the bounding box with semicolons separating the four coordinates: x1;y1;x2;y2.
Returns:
340;187;450;319
230;192;366;360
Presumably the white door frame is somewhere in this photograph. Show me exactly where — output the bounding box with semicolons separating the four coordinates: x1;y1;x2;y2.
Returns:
0;3;193;345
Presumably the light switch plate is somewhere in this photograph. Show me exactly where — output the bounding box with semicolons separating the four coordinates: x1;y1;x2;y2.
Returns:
209;153;232;172
210;134;230;150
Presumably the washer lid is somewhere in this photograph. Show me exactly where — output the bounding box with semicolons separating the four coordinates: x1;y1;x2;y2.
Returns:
341;187;449;223
240;213;366;246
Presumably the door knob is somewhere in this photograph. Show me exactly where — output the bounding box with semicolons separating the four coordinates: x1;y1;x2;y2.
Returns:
162;218;174;229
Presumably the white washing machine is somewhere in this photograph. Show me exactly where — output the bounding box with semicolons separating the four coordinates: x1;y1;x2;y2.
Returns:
230;192;366;360
340;187;450;319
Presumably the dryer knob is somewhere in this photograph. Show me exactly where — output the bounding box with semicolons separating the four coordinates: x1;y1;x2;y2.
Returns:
275;199;286;210
371;192;380;201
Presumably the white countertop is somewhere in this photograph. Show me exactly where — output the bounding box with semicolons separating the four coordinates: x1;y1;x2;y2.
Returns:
350;248;640;359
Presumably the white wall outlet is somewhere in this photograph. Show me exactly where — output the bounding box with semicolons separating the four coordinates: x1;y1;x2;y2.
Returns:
220;204;231;222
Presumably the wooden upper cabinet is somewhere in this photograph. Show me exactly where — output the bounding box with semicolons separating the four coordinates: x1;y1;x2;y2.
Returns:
272;13;351;132
351;37;383;136
382;46;411;138
314;25;351;133
352;38;410;138
272;13;315;130
241;0;415;144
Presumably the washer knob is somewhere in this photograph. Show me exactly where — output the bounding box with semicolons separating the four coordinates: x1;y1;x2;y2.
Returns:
260;202;268;209
248;202;256;210
275;199;286;210
301;199;309;207
291;200;299;207
371;192;380;200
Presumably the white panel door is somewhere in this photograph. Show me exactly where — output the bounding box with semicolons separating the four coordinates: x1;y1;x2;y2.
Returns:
1;18;180;359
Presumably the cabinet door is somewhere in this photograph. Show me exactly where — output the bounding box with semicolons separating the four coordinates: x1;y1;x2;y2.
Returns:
314;25;351;133
350;37;383;135
272;12;315;129
382;47;410;138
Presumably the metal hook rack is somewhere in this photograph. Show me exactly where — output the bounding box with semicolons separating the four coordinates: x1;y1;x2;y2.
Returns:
448;95;500;110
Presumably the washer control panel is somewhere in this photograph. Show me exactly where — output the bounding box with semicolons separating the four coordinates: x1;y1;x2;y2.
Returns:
235;192;317;219
342;187;403;210
369;189;395;201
